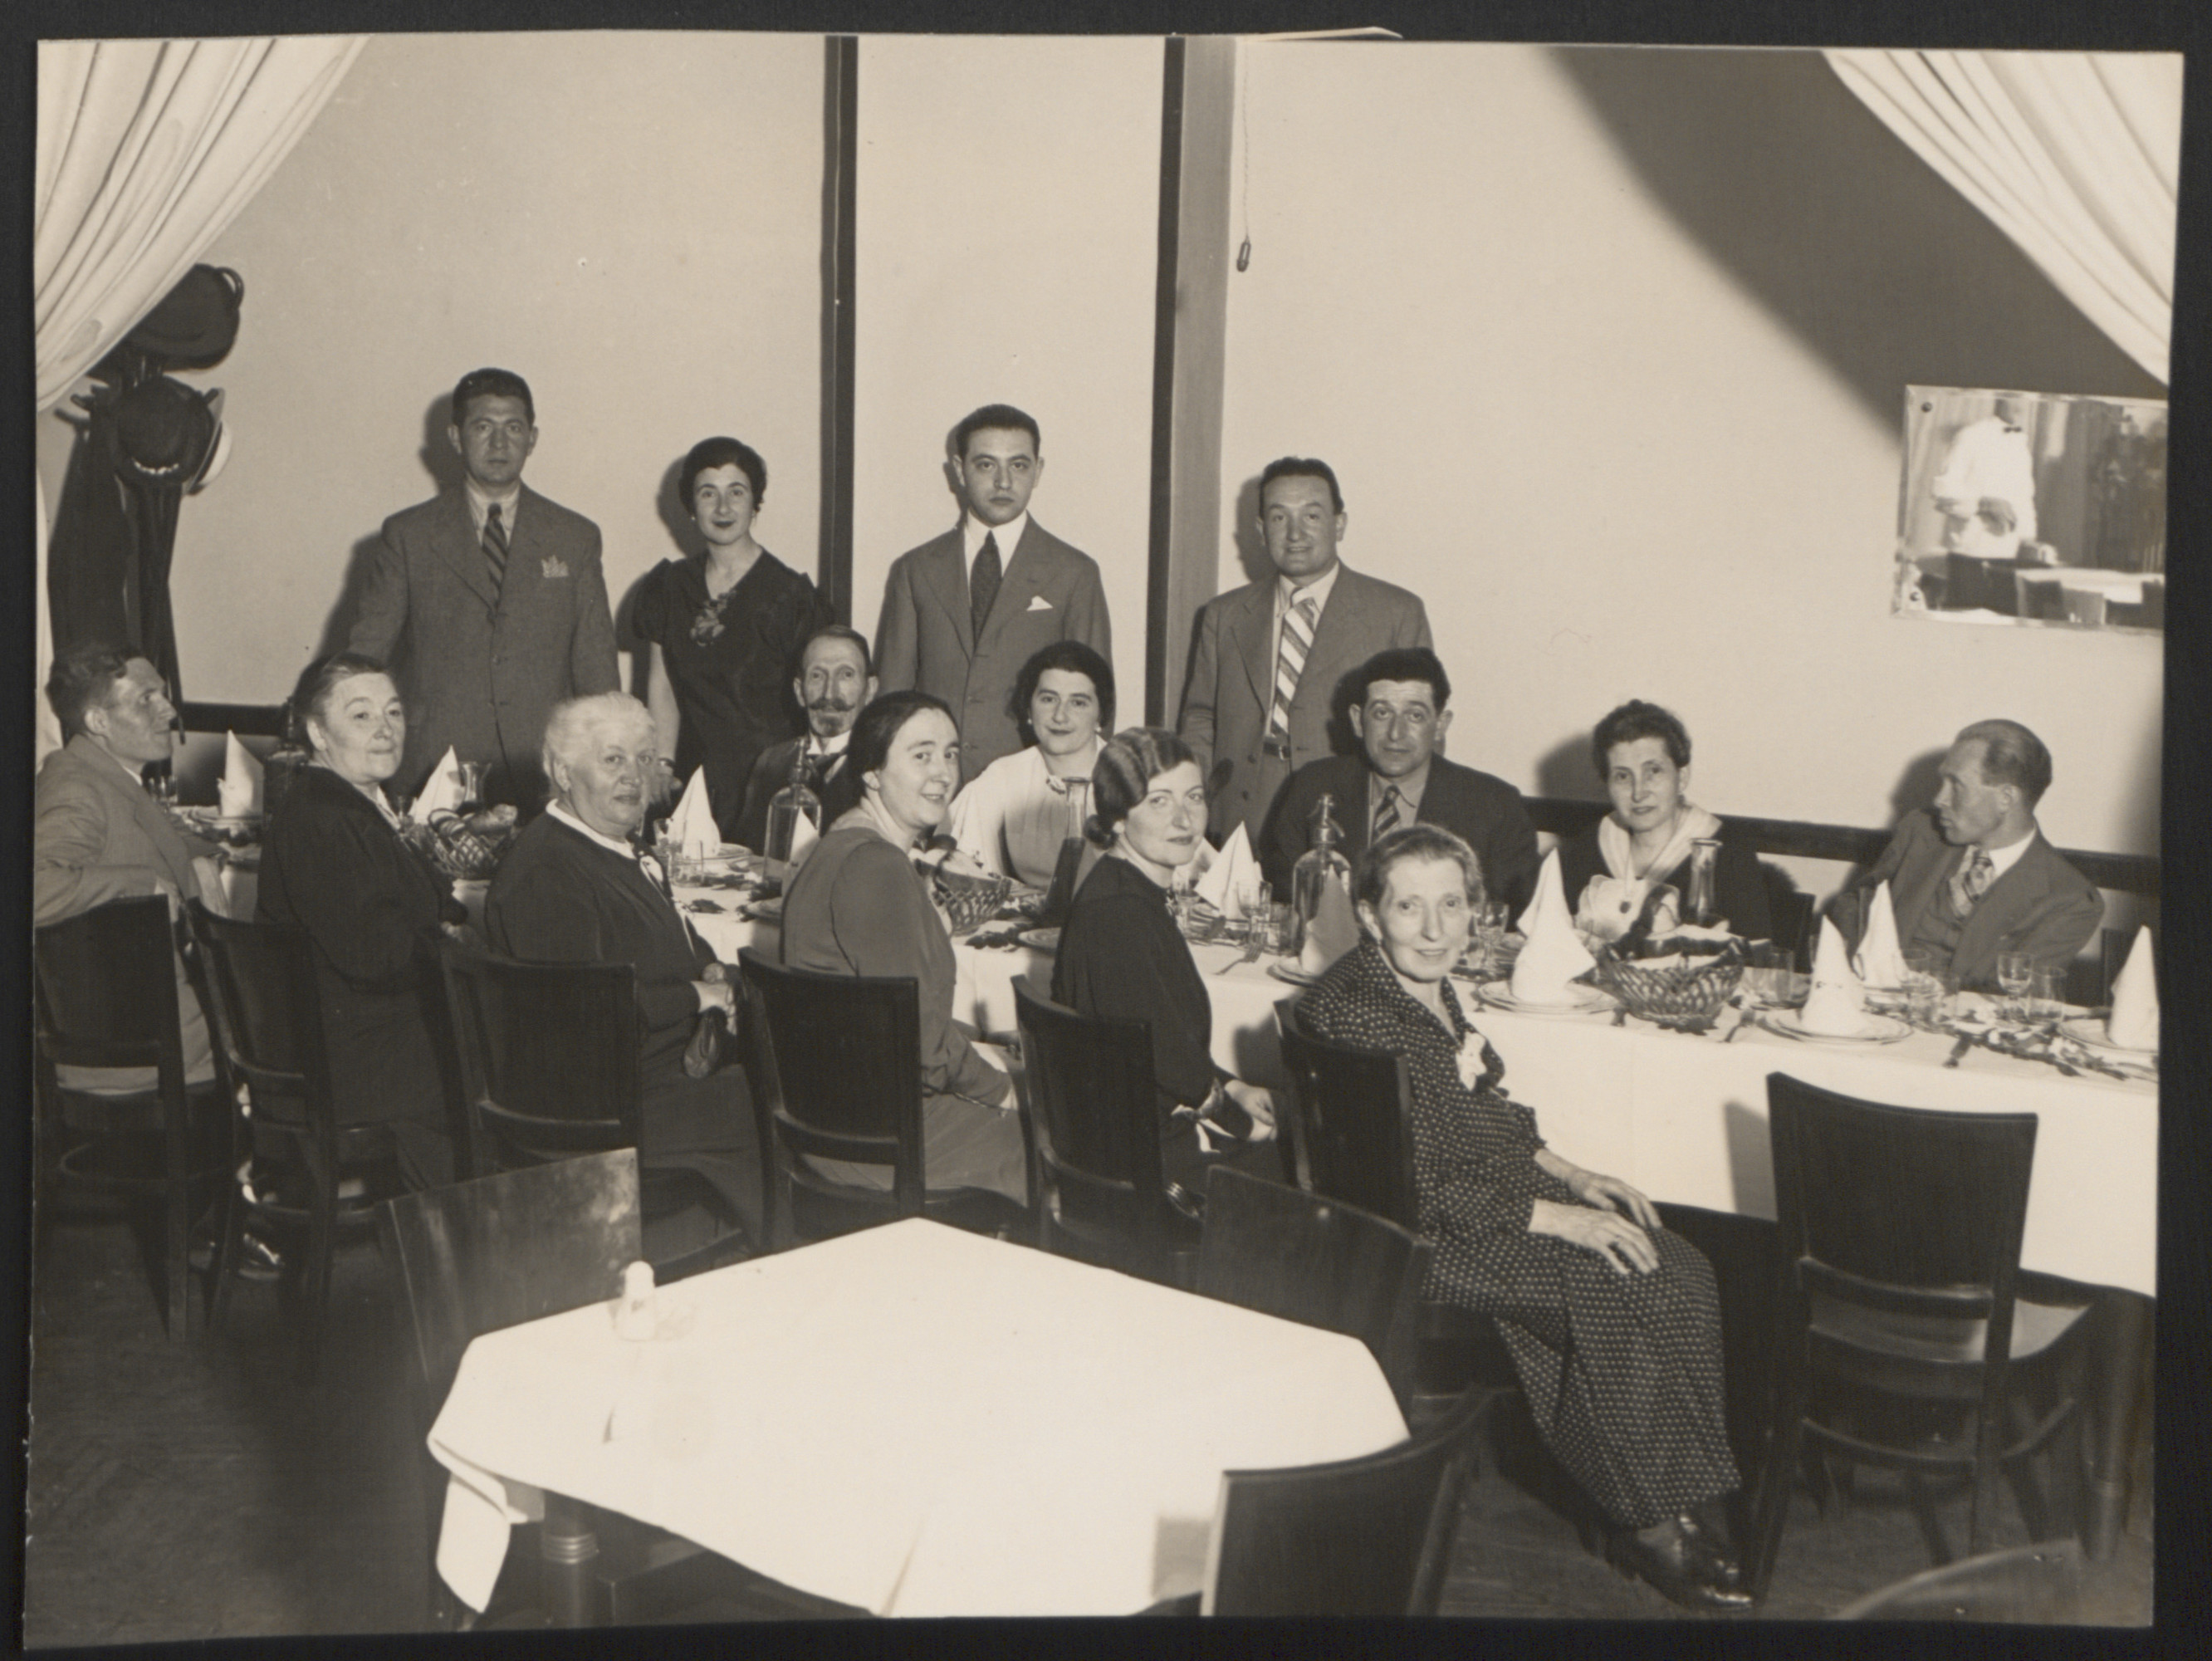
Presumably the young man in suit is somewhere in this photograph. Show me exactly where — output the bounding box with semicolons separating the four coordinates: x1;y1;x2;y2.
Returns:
733;625;879;852
1179;457;1432;845
874;404;1110;782
1257;647;1539;914
348;367;619;810
1829;719;2103;990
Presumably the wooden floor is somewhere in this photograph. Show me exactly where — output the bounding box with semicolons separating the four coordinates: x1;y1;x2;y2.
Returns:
20;1201;2152;1644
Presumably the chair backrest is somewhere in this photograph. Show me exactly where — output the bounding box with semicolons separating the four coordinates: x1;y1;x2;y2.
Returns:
376;1148;643;1433
438;941;644;1175
1012;977;1177;1271
188;904;330;1127
1206;1381;1486;1616
32;894;184;1077
737;949;926;1216
1766;1073;2037;1345
1274;1000;1419;1229
1197;1165;1431;1414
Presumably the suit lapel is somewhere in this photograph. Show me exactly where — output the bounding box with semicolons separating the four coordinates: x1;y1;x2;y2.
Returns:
84;745;198;891
1889;814;1960;945
1956;835;2054;967
1227;583;1274;711
921;535;973;663
433;489;498;610
1299;568;1369;706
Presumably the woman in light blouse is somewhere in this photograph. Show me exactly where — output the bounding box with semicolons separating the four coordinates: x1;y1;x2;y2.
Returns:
946;640;1112;888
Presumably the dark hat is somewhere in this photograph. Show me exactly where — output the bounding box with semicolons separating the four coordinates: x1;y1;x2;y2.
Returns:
123;265;245;369
112;375;229;491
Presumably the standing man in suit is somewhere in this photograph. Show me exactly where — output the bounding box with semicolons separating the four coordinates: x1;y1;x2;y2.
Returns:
1179;457;1432;845
733;624;878;852
1828;719;2103;989
348;367;619;810
874;404;1110;782
1257;647;1539;914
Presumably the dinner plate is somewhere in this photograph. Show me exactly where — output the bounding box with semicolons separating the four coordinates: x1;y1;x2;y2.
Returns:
1267;961;1320;987
1016;927;1061;953
738;898;783;923
1475;981;1617;1019
1759;1009;1912;1046
2059;1016;2157;1061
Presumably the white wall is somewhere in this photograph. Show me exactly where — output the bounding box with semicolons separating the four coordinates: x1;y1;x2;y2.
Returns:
37;32;828;707
1217;42;2164;860
851;35;1160;720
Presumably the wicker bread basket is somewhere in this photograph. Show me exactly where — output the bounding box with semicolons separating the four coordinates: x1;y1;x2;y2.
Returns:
1593;940;1745;1030
404;811;517;881
934;869;1014;934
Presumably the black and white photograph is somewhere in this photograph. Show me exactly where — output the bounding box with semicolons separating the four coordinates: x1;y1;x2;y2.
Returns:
20;7;2193;1644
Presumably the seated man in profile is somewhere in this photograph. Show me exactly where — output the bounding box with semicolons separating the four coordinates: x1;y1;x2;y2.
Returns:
1829;718;2102;989
1259;647;1538;914
733;625;878;852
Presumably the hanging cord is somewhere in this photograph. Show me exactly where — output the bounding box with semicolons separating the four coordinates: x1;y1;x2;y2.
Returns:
1236;42;1253;272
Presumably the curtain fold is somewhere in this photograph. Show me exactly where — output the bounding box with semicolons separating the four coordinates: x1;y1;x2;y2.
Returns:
33;34;367;759
1826;49;2181;385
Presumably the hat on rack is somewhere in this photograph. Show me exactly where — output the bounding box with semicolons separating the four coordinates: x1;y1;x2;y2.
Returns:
112;375;230;492
122;265;246;369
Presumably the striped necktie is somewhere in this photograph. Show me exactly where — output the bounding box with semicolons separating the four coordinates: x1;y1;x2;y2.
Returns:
1267;594;1319;753
1373;782;1402;840
1950;845;1996;916
483;502;509;596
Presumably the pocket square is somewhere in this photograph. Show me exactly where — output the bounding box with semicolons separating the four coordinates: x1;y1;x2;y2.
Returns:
541;556;570;579
1025;594;1055;612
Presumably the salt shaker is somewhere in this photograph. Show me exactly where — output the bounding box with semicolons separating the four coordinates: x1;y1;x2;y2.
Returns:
614;1260;657;1341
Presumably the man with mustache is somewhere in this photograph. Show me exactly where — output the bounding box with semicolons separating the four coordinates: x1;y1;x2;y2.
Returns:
733;625;878;853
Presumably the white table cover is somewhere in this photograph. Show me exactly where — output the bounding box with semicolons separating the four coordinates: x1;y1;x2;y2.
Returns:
428;1218;1407;1616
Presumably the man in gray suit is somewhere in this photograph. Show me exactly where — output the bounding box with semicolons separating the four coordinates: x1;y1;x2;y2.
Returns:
348;367;619;809
1180;457;1432;845
874;404;1110;782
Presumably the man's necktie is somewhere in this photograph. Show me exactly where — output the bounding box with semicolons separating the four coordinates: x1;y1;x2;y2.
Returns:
483;503;509;597
1374;783;1402;840
1266;595;1319;755
1951;845;1996;915
970;532;1002;647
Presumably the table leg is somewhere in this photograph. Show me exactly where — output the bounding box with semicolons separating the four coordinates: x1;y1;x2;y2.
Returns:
2082;1290;2152;1561
540;1492;604;1626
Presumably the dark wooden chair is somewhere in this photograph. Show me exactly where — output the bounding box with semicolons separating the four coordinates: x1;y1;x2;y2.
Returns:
188;903;401;1381
1831;1539;2089;1621
31;894;238;1338
438;942;748;1280
1012;977;1201;1286
1197;1165;1431;1415
737;949;1027;1251
1750;1074;2092;1600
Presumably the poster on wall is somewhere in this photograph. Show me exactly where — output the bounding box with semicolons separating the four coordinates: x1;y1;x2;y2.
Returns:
1891;385;2166;634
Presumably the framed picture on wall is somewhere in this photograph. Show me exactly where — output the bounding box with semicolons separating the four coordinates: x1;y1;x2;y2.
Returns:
1891;385;2166;634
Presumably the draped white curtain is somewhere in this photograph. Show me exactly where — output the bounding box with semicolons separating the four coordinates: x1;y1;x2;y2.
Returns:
33;34;367;759
1826;49;2181;385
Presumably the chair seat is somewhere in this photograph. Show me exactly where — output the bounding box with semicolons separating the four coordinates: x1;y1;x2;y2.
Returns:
55;1079;228;1138
1811;1291;2089;1367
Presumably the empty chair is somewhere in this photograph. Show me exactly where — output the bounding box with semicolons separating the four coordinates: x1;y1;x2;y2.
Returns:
1752;1075;2092;1600
32;894;237;1338
1197;1165;1430;1414
737;950;1028;1251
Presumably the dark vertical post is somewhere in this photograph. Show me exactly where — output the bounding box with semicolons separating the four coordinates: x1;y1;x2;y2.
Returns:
1144;38;1188;728
820;36;859;624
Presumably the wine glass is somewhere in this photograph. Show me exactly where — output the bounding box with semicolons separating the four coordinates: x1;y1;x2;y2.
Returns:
1994;950;2033;1022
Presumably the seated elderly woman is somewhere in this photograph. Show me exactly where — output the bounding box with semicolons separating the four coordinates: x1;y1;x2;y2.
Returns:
1558;700;1771;945
257;654;463;1190
946;640;1113;888
486;693;763;1250
1051;728;1280;1202
778;690;1029;1203
1299;825;1753;1611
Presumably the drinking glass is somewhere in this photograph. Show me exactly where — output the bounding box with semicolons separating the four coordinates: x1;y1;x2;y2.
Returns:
1471;900;1510;977
2028;967;2065;1026
144;767;179;810
454;761;487;811
1995;950;2034;1022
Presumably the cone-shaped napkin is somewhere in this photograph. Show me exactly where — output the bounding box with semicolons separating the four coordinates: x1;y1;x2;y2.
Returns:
1852;880;1907;988
219;732;264;817
1799;918;1871;1036
784;804;820;870
668;766;722;857
2107;926;2159;1051
411;746;465;821
1511;850;1597;1005
1299;874;1360;977
1195;823;1261;919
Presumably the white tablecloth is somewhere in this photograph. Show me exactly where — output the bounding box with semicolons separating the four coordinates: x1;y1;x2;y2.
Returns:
427;1218;1407;1615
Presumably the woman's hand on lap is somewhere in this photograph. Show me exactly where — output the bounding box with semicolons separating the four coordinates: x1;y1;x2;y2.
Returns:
1529;1198;1658;1275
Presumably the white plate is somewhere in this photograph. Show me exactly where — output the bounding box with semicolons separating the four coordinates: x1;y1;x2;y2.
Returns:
1760;1009;1912;1046
1016;928;1061;953
2059;1016;2156;1061
1475;980;1617;1018
1267;961;1320;987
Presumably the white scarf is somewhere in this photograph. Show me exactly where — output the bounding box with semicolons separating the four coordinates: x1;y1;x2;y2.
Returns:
1578;803;1724;941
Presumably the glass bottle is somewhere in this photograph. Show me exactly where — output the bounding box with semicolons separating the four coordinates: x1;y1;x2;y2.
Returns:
1685;838;1722;928
1290;792;1353;946
764;751;821;866
1038;777;1092;926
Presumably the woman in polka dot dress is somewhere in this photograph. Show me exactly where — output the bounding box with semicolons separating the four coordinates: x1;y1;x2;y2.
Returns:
1299;825;1753;1612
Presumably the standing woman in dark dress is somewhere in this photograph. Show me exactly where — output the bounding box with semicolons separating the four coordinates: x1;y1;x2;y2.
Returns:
639;437;831;830
1299;825;1752;1612
257;654;463;1189
1052;728;1281;1199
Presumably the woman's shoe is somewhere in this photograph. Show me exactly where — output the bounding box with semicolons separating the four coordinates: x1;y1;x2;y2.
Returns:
1672;1512;1744;1588
1606;1526;1754;1613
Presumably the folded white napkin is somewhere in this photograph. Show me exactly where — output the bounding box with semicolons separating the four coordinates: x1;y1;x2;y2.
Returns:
1799;918;1871;1036
668;767;722;857
784;806;819;870
219;732;263;817
1298;875;1360;977
1852;880;1908;988
1195;824;1262;919
412;746;466;821
2107;925;2159;1051
1510;849;1596;1005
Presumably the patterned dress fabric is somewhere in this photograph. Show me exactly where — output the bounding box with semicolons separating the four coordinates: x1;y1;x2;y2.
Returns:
1299;937;1740;1528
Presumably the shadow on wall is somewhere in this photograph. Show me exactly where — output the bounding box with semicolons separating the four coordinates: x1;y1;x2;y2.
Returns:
314;395;465;661
1552;47;2166;427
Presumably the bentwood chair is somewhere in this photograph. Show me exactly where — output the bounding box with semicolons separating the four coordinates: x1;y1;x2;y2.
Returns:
32;894;238;1339
1831;1539;2090;1622
1751;1075;2092;1601
189;904;403;1381
737;950;1028;1251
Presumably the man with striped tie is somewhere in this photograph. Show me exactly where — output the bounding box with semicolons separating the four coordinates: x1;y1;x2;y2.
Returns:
348;367;619;811
1179;457;1431;845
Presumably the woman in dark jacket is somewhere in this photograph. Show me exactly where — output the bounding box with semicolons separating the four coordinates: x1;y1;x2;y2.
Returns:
257;653;463;1188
